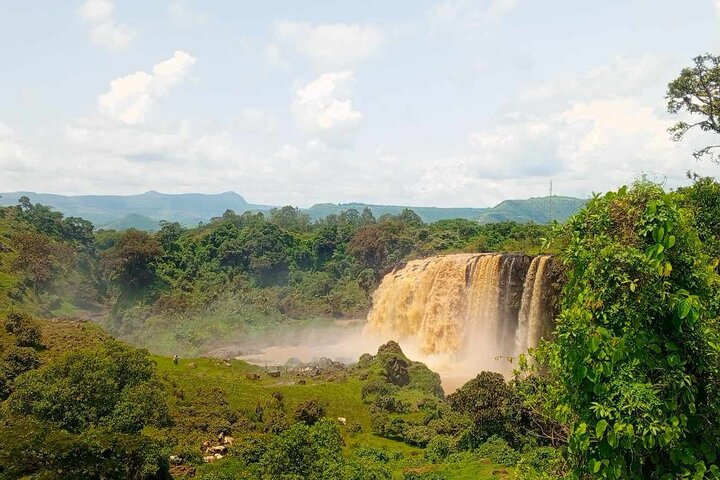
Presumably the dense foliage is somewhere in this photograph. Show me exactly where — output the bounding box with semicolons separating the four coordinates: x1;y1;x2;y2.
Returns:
533;181;720;478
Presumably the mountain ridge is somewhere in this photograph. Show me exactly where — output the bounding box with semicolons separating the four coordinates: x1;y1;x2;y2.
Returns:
0;191;587;229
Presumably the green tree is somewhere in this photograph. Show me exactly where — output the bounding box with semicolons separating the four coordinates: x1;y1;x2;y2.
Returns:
447;371;523;446
7;340;168;434
537;183;720;478
102;229;163;293
666;53;720;162
11;231;73;293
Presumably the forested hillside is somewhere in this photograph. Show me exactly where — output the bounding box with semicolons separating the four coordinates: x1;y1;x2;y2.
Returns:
1;176;719;479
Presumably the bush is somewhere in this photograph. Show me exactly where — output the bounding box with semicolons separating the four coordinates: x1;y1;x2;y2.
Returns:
232;433;271;465
14;319;43;347
4;311;30;333
370;395;409;414
7;340;167;434
403;425;435;447
264;410;290;434
343;457;393;480
513;446;564;479
0;417;169;480
293;398;327;426
354;446;390;463
259;419;343;479
2;346;40;378
447;371;523;446
361;379;396;402
424;436;455;463
475;435;520;467
370;413;406;440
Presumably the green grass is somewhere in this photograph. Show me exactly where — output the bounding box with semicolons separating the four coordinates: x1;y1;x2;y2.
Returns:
1;318;513;479
154;355;512;479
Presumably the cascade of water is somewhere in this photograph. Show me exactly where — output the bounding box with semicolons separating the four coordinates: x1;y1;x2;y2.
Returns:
514;255;552;354
363;253;554;369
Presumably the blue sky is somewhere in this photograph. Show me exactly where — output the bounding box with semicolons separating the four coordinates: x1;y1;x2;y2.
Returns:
0;0;719;207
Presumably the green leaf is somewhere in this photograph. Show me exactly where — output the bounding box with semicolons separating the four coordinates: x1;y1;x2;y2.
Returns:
678;299;691;319
596;419;608;440
666;235;676;248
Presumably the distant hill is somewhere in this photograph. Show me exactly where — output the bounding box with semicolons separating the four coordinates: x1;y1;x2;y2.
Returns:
99;214;161;232
474;196;587;224
0;191;586;230
307;196;586;224
306;202;489;223
0;191;274;227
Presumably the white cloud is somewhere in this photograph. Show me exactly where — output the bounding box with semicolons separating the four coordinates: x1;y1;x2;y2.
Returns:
519;54;670;104
78;0;136;51
97;51;197;124
168;1;208;27
293;71;363;143
272;21;383;69
432;0;518;33
408;96;695;206
264;43;291;70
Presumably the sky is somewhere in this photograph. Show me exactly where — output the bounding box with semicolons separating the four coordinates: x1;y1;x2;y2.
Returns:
0;0;719;208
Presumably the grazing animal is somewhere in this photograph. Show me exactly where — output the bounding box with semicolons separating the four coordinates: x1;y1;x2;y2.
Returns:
337;417;347;425
203;455;216;463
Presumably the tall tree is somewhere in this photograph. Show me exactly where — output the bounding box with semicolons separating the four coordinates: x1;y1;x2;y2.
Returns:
666;53;720;162
11;232;73;294
102;230;163;294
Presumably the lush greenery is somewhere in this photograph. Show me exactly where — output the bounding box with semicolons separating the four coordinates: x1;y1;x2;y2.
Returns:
0;195;551;356
527;179;720;478
0;316;553;479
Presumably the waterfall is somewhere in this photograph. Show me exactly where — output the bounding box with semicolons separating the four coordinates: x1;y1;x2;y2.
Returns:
363;253;554;376
514;255;552;354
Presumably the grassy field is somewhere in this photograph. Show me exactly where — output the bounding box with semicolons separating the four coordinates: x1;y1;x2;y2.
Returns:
1;318;515;479
154;355;514;479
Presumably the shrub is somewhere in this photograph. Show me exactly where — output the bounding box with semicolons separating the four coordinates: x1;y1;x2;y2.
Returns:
4;311;30;334
259;419;343;479
293;398;327;426
370;395;409;414
403;425;435;447
370;413;406;440
14;319;43;348
343;457;393;480
233;433;271;464
424;436;455;463
475;435;520;467
513;446;564;479
447;371;523;446
354;446;390;463
264;410;290;434
361;379;396;402
2;346;40;378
